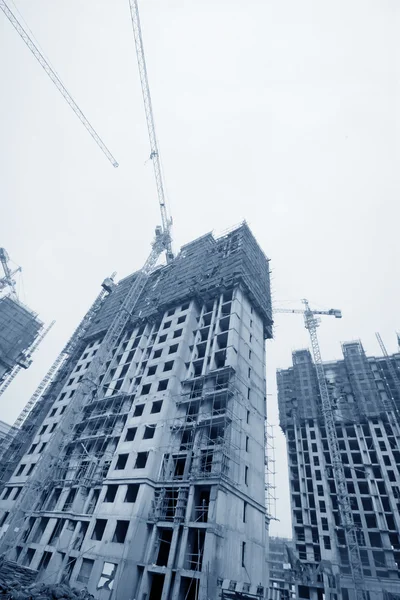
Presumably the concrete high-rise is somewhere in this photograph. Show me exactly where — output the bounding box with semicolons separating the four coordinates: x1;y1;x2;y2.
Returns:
0;224;272;600
277;341;400;600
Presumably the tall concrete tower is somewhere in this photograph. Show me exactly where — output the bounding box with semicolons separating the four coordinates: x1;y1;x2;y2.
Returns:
0;223;272;600
277;341;400;600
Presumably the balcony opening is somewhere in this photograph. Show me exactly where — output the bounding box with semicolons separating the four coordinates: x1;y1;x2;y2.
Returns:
49;519;65;545
61;556;77;583
214;351;226;369
149;573;165;600
32;517;49;543
187;528;205;570
180;429;194;450
37;551;52;574
178;576;199;600
63;489;77;512
76;558;94;585
22;548;35;567
193;488;210;523
156;529;173;566
47;488;61;511
86;489;100;515
73;522;88;551
174;456;186;479
200;451;213;474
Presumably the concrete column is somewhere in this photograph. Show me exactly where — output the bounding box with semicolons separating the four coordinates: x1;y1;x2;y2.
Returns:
170;572;181;600
161;525;181;600
143;523;158;565
176;525;189;569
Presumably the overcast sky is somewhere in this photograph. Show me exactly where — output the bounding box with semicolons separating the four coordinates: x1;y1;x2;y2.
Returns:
1;0;399;538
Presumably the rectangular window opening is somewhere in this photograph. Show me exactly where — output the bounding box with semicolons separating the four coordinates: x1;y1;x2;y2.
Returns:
91;519;107;541
125;484;139;503
135;452;149;469
112;520;129;543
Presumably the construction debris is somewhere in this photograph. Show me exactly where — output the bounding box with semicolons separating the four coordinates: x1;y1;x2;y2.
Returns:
0;556;94;600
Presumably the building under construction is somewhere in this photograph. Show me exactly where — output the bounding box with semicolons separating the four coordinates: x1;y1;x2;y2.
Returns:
277;341;400;600
0;248;43;386
0;295;43;383
267;537;296;600
0;223;272;600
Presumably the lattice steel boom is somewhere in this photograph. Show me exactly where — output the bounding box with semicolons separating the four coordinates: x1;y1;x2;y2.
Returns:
128;0;173;262
275;300;367;600
0;247;20;299
0;0;118;168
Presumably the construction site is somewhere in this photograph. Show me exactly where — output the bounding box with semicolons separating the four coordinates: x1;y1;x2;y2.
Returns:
1;1;399;600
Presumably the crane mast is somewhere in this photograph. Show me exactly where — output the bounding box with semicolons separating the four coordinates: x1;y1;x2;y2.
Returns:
0;247;20;300
0;0;118;168
276;300;367;600
128;0;173;262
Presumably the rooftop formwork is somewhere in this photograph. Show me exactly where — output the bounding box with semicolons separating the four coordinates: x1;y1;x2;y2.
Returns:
86;222;272;341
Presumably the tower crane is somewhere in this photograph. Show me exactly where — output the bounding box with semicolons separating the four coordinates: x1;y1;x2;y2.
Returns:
0;0;118;167
275;300;367;600
0;248;21;300
128;0;174;263
0;0;175;559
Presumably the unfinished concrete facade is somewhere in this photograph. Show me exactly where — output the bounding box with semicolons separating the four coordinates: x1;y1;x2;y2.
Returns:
267;537;295;600
277;341;400;600
0;224;272;600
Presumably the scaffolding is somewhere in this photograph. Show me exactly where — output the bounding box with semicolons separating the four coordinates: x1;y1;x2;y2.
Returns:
265;421;276;522
157;368;243;487
0;295;43;380
0;225;271;600
0;284;111;488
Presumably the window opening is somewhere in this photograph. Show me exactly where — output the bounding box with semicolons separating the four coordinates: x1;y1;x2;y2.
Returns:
91;519;107;541
104;485;118;503
112;520;129;543
125;484;139;503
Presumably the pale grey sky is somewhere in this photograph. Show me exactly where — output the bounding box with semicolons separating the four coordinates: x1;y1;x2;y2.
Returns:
1;0;399;538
